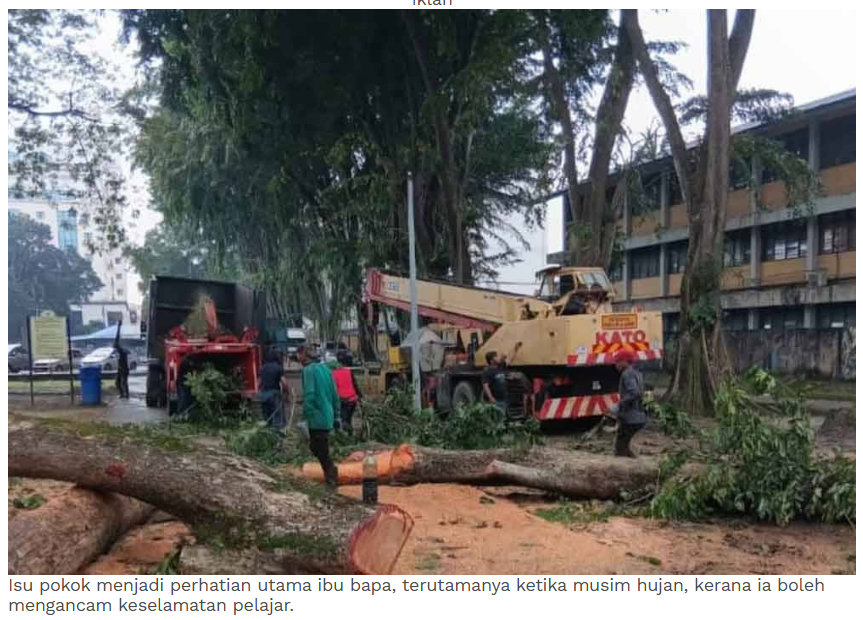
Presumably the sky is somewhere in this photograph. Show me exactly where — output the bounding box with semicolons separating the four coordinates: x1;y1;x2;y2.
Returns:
493;8;857;295
90;9;857;303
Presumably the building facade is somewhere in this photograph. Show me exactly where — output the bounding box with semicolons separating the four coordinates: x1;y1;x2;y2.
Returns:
8;185;134;332
548;89;855;376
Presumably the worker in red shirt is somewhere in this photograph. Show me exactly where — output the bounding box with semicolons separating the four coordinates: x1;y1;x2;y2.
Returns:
328;360;362;435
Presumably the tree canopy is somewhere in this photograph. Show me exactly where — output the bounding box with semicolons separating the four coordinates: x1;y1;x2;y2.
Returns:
8;212;103;340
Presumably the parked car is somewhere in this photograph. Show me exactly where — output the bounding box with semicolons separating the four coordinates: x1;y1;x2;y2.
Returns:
32;348;84;373
81;346;139;371
8;344;31;373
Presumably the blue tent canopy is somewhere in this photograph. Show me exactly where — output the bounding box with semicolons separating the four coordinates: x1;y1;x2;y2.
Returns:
71;324;144;342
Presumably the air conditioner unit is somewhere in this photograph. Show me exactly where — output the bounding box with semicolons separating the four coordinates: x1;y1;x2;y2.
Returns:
805;270;828;288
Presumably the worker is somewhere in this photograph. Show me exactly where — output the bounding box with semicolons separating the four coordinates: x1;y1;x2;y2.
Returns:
297;345;340;487
112;322;130;399
329;361;363;436
481;351;509;419
611;349;646;458
259;350;289;432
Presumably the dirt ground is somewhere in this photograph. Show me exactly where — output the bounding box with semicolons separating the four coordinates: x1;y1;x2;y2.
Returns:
8;399;855;576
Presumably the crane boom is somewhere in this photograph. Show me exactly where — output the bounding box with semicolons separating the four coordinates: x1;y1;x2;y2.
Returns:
365;269;553;331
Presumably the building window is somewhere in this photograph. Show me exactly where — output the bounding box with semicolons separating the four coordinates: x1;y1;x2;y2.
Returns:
57;209;78;252
723;309;749;331
819;114;855;169
819;210;855;254
35;211;45;220
116;288;124;297
729;158;750;190
724;230;751;267
664;312;680;333
763;127;809;183
630;247;660;279
84;232;93;245
115;257;123;265
762;221;807;261
760;306;804;330
609;262;623;282
106;311;123;326
817;302;855;329
667;241;687;274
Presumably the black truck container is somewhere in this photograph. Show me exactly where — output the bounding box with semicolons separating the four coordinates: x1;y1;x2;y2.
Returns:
144;275;267;407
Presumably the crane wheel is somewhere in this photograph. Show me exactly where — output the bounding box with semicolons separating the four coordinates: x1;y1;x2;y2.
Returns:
452;380;478;408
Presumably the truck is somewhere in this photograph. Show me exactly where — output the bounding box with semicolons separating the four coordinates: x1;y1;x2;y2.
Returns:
144;275;267;414
364;266;663;425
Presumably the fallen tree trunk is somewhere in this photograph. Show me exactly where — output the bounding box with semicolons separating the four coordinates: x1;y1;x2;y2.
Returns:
8;416;413;574
303;444;682;499
9;487;154;575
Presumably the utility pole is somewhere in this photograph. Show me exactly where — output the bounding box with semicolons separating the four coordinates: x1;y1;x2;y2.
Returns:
407;172;421;412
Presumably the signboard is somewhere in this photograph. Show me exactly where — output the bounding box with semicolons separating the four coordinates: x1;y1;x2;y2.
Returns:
601;313;637;330
29;312;69;360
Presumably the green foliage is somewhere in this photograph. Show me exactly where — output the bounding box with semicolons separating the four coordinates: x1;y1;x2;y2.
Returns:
151;550;180;575
651;374;856;526
124;226;211;295
8;212;102;339
12;494;47;510
184;366;248;428
224;426;288;467
8;9;132;251
645;396;694;438
358;388;542;451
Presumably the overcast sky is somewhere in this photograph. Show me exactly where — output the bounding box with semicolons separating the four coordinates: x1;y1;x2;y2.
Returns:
496;8;856;294
97;9;857;303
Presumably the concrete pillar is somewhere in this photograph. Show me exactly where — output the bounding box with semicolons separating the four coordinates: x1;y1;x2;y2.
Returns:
806;216;818;272
804;306;816;329
808;119;820;172
622;190;631;236
659;170;670;228
621;250;631;302
749;226;761;287
659;244;668;297
747;308;759;331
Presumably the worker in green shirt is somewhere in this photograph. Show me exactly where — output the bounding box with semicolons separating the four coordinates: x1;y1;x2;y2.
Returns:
297;345;340;487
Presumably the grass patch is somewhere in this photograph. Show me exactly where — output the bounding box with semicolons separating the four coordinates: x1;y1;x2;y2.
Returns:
534;500;641;525
414;552;442;573
256;532;340;560
151;550;181;575
12;494;47;510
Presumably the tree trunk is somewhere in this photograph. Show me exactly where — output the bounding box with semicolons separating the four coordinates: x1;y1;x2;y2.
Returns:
9;417;414;575
302;444;685;499
627;9;755;413
8;486;154;575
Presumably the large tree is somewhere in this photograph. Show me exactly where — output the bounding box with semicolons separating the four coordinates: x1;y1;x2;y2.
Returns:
7;212;103;340
625;10;755;411
124;10;554;338
8;9;132;250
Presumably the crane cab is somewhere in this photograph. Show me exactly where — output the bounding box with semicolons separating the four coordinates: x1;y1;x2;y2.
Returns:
534;266;615;315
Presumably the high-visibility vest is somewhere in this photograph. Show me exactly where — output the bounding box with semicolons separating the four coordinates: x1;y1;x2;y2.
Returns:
332;367;359;402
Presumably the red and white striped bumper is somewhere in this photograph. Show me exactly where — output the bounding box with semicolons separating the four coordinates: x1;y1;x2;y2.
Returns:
535;393;620;421
567;349;663;366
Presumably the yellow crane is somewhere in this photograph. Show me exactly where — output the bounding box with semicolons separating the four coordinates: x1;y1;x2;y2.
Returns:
364;266;663;425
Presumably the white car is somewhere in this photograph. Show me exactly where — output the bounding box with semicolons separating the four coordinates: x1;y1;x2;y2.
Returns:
33;349;84;373
81;347;138;371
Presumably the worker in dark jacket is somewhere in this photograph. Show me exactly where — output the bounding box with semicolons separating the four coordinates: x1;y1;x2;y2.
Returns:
259;350;288;432
612;349;646;457
113;322;130;399
297;345;340;487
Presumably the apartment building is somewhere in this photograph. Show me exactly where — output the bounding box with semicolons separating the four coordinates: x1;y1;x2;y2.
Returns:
8;177;134;332
550;89;855;339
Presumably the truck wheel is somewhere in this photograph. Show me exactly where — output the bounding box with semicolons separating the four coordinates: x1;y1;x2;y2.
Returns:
452;380;478;408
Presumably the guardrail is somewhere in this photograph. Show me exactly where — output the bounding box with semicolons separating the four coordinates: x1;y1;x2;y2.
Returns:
7;369;146;382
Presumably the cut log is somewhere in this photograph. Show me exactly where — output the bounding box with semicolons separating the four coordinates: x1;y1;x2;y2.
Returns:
9;487;154;575
8;416;413;574
485;459;659;500
304;444;682;499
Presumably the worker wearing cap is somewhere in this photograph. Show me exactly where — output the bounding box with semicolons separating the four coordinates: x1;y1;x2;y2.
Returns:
611;349;646;457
